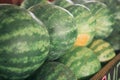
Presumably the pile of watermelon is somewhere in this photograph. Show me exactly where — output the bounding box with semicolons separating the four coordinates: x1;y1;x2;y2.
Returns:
0;0;119;80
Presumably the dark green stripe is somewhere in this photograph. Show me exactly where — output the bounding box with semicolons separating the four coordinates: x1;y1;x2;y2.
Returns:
0;26;49;54
0;41;49;58
69;50;90;68
66;4;90;17
0;63;40;74
36;62;74;80
0;49;48;60
0;73;29;80
76;60;100;78
46;65;63;80
0;5;31;19
69;52;99;78
66;4;92;25
0;32;49;47
0;19;31;34
59;48;83;65
84;2;107;14
0;19;45;37
54;0;73;8
0;50;47;68
0;64;40;79
60;47;96;66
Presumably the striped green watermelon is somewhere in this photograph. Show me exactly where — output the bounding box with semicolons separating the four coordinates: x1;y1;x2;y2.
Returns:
58;47;101;79
100;0;120;51
83;1;114;39
29;4;77;60
88;39;116;62
28;62;77;80
51;0;74;8
104;10;120;51
0;4;50;80
95;0;120;51
20;0;48;9
66;4;95;46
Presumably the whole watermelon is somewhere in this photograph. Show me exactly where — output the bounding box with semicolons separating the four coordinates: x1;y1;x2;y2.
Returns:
0;4;50;80
100;0;120;51
29;4;77;60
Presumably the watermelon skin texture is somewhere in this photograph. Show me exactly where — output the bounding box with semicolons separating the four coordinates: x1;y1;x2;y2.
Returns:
104;26;120;51
71;0;91;4
52;0;74;8
28;62;77;80
95;0;119;13
58;47;101;79
0;4;50;80
88;39;116;62
83;1;114;39
101;0;120;51
66;4;95;46
20;0;47;9
29;4;77;60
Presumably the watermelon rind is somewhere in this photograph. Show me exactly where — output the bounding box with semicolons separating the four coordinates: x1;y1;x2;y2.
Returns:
29;62;77;80
88;39;116;62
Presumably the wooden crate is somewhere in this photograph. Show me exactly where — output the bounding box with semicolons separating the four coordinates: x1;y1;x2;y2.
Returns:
91;53;120;80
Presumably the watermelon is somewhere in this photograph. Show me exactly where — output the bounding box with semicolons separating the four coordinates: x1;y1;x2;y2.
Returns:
100;0;120;51
94;0;120;51
88;39;116;62
83;1;114;38
28;62;77;80
0;4;50;80
104;20;120;51
105;9;120;51
29;4;77;60
108;10;120;51
51;0;74;8
58;47;101;79
20;0;48;9
66;4;95;46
